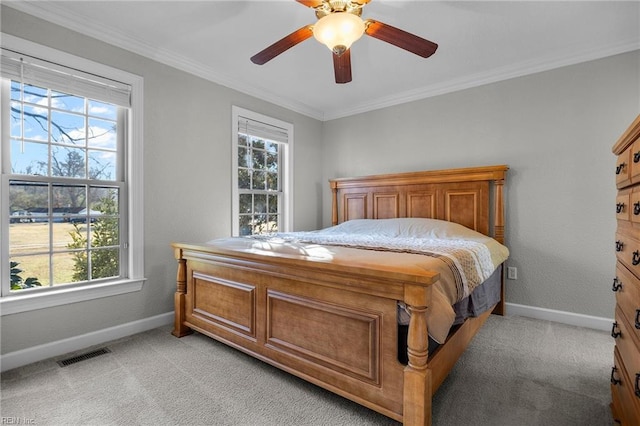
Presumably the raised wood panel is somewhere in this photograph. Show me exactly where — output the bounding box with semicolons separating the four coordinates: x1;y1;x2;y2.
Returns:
191;272;256;338
373;193;400;219
344;193;367;222
442;184;487;234
407;192;437;218
266;290;380;384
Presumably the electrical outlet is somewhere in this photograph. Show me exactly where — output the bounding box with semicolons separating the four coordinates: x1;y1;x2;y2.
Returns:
507;266;517;280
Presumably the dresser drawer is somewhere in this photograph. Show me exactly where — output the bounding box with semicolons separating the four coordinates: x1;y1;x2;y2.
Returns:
615;233;640;277
614;263;640;344
617;148;631;189
611;347;640;425
617;192;630;222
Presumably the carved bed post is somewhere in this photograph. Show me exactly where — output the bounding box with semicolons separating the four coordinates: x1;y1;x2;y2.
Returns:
331;181;339;226
493;178;505;245
172;247;192;337
403;283;433;426
492;178;506;316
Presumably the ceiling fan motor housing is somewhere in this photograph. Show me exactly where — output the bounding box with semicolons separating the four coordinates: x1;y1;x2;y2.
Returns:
315;0;364;19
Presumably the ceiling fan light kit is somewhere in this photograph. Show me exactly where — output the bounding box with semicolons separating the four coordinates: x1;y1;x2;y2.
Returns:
251;0;438;84
313;12;365;56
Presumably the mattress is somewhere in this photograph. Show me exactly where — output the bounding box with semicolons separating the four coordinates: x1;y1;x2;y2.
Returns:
206;218;509;344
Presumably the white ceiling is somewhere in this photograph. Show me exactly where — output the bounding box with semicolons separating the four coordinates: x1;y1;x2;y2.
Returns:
6;1;640;121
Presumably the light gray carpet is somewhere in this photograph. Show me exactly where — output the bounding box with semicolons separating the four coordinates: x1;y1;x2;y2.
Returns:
1;315;614;425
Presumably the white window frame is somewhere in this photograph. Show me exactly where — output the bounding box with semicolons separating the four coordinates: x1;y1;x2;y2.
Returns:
0;34;145;315
231;106;293;236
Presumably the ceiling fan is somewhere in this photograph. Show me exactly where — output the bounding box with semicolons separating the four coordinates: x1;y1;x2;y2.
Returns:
250;0;438;84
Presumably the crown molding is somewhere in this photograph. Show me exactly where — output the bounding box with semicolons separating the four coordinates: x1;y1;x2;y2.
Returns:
324;38;640;121
5;1;639;122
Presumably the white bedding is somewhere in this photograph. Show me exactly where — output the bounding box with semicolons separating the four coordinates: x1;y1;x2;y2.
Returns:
206;218;509;343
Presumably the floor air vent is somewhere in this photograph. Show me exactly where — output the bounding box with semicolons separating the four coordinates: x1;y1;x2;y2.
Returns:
57;347;111;367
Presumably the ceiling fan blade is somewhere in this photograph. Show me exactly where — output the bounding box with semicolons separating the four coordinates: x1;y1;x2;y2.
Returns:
250;25;314;65
364;19;438;58
333;50;352;84
295;0;324;7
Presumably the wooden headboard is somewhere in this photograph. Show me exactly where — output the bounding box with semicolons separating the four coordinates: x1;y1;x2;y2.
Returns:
329;165;509;244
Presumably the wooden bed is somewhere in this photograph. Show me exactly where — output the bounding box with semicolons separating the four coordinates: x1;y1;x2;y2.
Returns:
172;164;508;425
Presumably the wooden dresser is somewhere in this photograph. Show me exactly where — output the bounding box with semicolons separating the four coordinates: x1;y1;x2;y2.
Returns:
612;113;640;425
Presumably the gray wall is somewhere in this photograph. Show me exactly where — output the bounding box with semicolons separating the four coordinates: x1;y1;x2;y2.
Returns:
0;6;324;354
321;50;640;319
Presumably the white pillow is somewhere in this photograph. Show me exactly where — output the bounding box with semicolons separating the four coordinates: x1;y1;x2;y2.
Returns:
320;218;490;241
319;218;401;237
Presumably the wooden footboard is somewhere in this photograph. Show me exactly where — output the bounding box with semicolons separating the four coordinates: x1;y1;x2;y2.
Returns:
172;243;439;423
171;243;498;425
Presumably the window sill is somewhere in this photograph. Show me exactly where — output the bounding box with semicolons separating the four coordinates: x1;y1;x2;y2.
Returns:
0;278;146;316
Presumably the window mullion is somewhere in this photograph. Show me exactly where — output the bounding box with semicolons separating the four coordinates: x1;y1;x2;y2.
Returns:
47;87;52;177
84;95;89;180
48;182;54;288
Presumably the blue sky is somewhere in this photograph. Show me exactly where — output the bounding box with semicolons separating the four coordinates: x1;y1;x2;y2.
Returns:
9;81;118;180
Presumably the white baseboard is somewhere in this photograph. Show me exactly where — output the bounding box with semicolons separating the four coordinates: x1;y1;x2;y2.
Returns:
1;306;613;372
506;302;613;332
0;311;173;372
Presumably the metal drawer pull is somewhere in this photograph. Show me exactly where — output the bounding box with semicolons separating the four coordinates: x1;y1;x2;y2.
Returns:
611;322;622;338
635;309;640;330
611;367;621;385
612;277;623;292
635;202;640;215
635;373;640;398
617;163;626;175
634;152;640;163
616;241;624;252
633;251;640;265
617;203;625;213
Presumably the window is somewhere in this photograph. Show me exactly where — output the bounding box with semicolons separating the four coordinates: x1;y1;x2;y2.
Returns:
1;35;144;314
232;107;292;236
